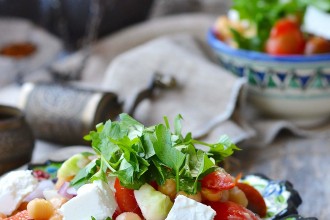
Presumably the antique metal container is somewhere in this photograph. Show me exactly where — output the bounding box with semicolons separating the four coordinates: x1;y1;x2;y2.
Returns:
19;82;122;145
0;105;34;175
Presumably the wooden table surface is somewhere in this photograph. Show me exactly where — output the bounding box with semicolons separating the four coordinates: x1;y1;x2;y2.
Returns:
231;133;330;220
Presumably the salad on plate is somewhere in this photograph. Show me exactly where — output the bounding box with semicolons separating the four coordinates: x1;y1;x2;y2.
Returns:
0;114;307;220
213;0;330;55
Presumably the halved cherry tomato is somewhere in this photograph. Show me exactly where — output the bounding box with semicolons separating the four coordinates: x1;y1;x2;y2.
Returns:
206;201;260;220
201;168;235;191
265;18;305;55
236;182;267;218
304;36;330;55
114;178;143;218
112;208;122;220
4;210;30;220
149;180;158;190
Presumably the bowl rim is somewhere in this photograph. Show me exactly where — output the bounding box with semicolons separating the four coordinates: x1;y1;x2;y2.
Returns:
207;28;330;63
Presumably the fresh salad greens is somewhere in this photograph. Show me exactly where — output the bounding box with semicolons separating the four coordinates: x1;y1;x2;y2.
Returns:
230;0;330;51
71;113;239;194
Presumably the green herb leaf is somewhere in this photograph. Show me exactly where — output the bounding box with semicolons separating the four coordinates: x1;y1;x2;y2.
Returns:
71;113;239;194
153;124;185;172
230;0;312;51
71;159;98;188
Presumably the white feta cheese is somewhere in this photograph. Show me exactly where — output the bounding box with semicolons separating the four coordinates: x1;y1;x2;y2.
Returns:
165;195;216;220
0;170;38;215
59;180;118;220
303;6;330;40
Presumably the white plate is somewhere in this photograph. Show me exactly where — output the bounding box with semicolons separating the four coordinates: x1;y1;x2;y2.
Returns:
0;18;63;86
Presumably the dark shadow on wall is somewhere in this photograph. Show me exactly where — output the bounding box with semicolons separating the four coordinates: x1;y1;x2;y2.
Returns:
0;0;154;50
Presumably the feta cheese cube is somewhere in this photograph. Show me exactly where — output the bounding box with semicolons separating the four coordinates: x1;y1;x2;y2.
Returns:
165;195;216;220
59;180;117;220
0;170;38;215
303;6;330;40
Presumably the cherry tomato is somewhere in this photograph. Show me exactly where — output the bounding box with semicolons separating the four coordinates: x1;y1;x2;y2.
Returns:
112;208;122;220
201;168;235;191
206;201;260;220
114;178;143;217
236;182;267;218
269;18;300;38
265;18;305;55
304;36;330;55
149;180;158;190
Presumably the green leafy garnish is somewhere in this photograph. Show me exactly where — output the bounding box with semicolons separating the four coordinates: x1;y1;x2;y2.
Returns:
230;0;328;51
91;217;112;220
71;113;239;194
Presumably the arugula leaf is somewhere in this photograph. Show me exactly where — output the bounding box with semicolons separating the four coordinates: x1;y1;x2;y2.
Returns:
174;114;183;136
180;146;216;194
91;217;112;220
116;159;145;189
299;0;330;12
153;124;185;172
70;159;98;188
208;135;241;164
71;113;239;194
145;124;185;191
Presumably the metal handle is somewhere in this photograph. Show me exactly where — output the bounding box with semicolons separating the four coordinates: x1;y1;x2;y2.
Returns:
127;73;177;116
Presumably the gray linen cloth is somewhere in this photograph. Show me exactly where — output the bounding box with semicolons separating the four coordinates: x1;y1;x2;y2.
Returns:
102;34;249;144
100;33;330;147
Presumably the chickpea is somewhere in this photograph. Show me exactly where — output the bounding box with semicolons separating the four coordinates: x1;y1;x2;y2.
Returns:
201;187;223;202
305;36;330;55
27;198;54;220
158;179;177;200
49;197;68;209
213;16;240;40
176;191;202;202
116;212;142;220
220;190;229;202
228;186;248;207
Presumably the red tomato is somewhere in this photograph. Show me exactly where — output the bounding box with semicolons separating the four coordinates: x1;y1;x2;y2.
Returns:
112;208;122;220
206;201;261;220
149;180;158;190
236;182;267;218
201;169;235;191
304;36;330;55
266;18;305;55
114;178;143;217
269;18;300;38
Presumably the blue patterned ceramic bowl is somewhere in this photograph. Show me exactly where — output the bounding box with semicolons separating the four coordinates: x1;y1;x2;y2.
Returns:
241;174;301;220
207;29;330;126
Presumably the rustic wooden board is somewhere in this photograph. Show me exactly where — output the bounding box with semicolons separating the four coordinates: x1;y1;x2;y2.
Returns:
232;133;330;219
